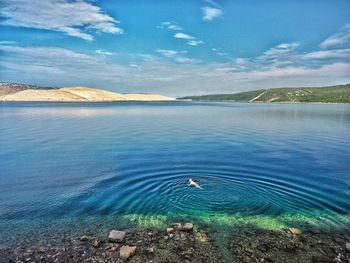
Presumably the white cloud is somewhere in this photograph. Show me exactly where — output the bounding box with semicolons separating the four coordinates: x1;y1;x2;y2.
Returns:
302;49;350;60
174;33;204;46
174;57;198;63
155;49;178;58
156;49;197;64
174;33;195;40
187;40;204;46
201;6;223;21
0;0;123;41
157;21;182;31
259;42;299;60
95;50;113;56
320;23;350;49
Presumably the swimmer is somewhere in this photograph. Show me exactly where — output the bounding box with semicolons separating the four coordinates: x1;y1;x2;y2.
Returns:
187;178;203;189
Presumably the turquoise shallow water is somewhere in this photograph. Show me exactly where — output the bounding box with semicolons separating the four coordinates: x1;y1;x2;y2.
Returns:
0;102;350;241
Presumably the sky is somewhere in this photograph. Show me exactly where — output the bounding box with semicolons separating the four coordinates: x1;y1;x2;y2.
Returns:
0;0;350;96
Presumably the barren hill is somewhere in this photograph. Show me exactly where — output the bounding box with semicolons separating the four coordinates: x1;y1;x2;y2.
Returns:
0;83;175;102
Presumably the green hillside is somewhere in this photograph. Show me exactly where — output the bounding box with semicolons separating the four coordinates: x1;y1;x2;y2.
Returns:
181;84;350;103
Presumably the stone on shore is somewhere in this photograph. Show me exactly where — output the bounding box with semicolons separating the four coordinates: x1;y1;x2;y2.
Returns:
92;240;101;248
119;245;136;260
108;230;126;243
181;223;194;231
171;222;194;231
346;242;350;251
166;227;174;234
80;235;90;241
288;227;301;235
173;223;182;230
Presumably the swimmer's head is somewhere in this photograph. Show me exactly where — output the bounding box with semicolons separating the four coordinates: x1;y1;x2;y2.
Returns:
188;178;194;184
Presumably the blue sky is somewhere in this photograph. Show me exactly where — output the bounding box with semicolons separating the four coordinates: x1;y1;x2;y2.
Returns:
1;0;350;96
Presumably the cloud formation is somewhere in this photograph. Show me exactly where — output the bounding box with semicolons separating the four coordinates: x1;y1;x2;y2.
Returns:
201;6;223;21
0;0;123;41
320;23;350;49
155;49;197;63
157;21;183;31
174;33;203;46
1;41;349;96
174;33;194;40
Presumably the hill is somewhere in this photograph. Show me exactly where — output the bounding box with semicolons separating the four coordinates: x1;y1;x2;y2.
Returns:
181;84;350;103
0;83;175;102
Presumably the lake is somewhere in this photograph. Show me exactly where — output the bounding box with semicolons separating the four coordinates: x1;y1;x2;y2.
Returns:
0;101;350;246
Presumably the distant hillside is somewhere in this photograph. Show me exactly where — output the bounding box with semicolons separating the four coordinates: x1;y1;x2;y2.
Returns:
181;84;350;103
0;83;175;102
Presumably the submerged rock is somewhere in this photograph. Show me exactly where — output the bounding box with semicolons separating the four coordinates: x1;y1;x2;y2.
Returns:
108;230;126;243
119;245;136;259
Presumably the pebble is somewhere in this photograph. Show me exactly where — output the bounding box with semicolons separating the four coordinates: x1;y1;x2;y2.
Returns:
92;240;101;248
346;242;350;251
146;247;155;254
288;227;301;235
166;227;175;234
119;245;136;260
80;235;90;241
108;230;126;243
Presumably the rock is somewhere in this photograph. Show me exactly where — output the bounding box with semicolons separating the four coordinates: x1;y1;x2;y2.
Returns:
108;230;126;243
80;235;90;241
111;244;121;252
333;253;343;263
181;223;194;232
346;242;350;251
288;227;301;235
92;240;101;248
146;247;155;254
119;245;136;260
166;227;175;234
312;255;332;263
173;223;182;230
257;243;269;253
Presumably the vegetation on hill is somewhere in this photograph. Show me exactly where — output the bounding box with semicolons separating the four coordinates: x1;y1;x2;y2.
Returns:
181;84;350;103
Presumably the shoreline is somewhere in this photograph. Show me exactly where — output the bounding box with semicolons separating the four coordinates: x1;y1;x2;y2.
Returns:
1;220;349;263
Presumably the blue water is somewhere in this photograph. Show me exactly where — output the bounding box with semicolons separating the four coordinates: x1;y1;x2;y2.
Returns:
0;102;350;240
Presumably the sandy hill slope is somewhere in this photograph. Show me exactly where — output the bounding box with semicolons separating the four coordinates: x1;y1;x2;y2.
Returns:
60;87;128;101
0;84;175;102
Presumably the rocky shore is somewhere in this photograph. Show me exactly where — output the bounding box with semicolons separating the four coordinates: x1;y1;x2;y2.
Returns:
1;222;349;263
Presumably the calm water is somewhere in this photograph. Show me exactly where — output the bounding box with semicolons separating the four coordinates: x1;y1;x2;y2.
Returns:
0;102;350;242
